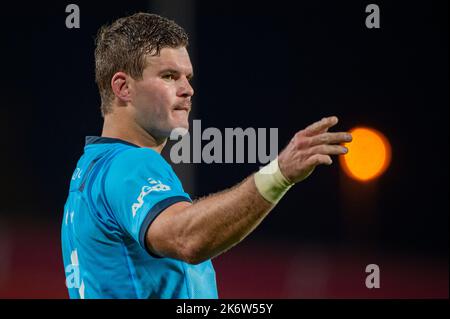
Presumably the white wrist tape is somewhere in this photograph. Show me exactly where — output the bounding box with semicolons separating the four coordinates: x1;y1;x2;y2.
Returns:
254;157;294;204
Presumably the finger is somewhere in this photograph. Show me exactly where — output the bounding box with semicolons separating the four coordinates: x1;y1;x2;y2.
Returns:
305;154;333;166
302;116;339;137
306;144;348;156
309;132;352;146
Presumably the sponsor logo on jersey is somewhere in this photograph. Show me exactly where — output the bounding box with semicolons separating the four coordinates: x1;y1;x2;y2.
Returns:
132;178;171;217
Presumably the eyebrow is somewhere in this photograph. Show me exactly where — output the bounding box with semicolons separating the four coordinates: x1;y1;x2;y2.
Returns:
160;68;194;80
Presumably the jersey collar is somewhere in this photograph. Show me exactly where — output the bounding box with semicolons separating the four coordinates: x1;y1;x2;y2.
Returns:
85;136;140;148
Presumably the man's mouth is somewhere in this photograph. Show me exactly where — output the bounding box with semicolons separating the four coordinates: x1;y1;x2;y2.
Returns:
173;103;191;112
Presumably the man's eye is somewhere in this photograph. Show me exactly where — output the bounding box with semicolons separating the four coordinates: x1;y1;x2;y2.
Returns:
162;74;175;80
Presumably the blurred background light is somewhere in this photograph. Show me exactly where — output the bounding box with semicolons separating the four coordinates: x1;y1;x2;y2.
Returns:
340;127;391;182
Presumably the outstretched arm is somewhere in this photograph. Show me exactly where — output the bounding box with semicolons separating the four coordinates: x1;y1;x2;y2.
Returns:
146;116;352;264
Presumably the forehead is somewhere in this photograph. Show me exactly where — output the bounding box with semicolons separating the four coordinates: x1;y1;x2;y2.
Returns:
144;47;193;74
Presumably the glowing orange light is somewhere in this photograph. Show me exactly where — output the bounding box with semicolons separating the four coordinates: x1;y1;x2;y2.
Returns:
340;127;391;182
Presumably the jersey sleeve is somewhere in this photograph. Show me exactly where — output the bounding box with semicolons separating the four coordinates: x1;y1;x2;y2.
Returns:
104;147;192;257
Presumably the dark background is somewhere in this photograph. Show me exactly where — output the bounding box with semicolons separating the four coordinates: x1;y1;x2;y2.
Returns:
0;0;448;298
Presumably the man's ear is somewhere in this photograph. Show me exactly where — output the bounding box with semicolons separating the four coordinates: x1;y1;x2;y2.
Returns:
111;72;132;104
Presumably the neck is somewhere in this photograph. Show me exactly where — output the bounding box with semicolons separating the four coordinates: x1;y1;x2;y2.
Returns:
101;113;167;153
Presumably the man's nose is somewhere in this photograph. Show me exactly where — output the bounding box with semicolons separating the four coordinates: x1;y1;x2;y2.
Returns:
177;77;194;98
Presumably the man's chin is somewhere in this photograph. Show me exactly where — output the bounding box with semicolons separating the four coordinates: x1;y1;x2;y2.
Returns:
175;116;189;129
168;122;189;138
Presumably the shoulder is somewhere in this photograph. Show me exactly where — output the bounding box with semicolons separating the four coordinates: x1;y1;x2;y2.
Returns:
106;146;173;181
113;147;165;165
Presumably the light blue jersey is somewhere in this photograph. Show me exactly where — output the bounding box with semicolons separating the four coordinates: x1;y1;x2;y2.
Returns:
61;136;217;299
